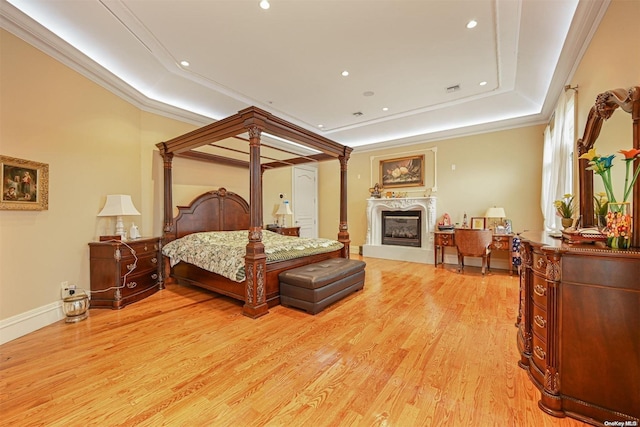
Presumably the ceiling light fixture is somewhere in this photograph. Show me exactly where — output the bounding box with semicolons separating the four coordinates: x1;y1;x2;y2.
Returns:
341;70;349;77
479;81;487;86
353;112;363;117
259;0;270;10
180;60;190;67
382;107;389;111
363;91;374;97
466;20;478;29
318;124;324;128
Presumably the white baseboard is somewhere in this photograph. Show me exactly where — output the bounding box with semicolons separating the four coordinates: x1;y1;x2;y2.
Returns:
0;301;65;345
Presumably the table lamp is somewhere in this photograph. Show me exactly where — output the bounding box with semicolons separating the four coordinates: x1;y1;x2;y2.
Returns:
276;201;293;227
485;206;506;231
98;195;141;239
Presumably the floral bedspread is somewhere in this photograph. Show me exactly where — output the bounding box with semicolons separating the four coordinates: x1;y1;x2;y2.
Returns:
162;230;343;282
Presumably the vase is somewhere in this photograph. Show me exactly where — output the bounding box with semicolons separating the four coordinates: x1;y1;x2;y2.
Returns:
561;217;573;229
605;202;632;249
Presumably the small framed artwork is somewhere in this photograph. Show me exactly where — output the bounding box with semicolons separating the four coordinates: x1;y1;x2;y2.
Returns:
471;217;486;230
0;155;49;211
503;219;513;234
380;155;424;189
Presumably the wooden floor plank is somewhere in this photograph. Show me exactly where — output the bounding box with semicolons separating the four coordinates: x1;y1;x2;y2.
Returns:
0;257;588;426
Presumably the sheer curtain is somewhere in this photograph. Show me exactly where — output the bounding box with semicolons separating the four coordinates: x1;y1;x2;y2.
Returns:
541;89;575;231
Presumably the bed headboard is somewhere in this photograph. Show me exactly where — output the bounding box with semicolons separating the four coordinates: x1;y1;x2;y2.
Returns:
172;188;250;239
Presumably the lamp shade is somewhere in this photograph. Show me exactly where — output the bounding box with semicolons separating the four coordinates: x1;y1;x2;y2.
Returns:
98;195;141;217
276;201;292;215
485;207;506;218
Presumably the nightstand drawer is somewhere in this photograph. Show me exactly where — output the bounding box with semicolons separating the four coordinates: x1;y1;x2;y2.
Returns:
120;252;159;276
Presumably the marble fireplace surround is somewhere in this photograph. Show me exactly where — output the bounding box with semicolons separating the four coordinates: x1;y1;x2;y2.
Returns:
362;197;436;264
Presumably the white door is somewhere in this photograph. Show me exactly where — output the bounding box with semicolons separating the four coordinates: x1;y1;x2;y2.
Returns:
293;165;318;238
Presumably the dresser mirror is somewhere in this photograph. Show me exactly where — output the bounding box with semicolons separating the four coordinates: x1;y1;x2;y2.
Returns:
576;86;639;248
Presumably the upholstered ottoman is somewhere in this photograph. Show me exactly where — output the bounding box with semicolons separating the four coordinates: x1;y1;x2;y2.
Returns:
279;258;366;314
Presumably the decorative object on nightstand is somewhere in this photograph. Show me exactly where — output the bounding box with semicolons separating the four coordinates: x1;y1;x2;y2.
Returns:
97;195;141;240
485;206;506;231
88;237;163;309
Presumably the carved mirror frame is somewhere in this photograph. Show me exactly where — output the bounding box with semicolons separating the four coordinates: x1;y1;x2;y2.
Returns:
576;86;640;248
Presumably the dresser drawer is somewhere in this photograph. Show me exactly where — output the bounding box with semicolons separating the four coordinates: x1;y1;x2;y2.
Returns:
531;274;548;309
532;304;548;341
531;334;548;373
533;252;548;275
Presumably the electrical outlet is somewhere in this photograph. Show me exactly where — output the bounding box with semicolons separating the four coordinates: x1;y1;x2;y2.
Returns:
60;281;76;299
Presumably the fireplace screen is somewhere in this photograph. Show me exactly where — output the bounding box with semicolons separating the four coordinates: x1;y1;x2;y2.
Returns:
381;210;421;247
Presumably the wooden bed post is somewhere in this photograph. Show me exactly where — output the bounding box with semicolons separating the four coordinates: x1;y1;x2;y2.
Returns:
338;153;351;258
157;144;175;242
243;125;269;318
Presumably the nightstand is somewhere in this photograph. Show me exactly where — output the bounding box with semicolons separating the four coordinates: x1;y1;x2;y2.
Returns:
88;237;163;309
266;225;300;237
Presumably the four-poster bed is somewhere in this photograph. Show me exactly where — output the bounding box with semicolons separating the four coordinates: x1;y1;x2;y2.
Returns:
156;106;353;318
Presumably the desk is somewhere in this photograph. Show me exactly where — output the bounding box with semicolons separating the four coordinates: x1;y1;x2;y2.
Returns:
434;230;515;275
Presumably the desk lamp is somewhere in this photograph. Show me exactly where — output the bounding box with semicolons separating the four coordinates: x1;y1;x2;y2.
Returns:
485;206;506;231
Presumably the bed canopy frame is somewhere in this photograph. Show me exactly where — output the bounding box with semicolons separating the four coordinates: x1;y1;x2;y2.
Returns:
156;106;353;318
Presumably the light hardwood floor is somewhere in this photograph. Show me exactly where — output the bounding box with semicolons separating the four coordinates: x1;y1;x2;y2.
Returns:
0;257;588;426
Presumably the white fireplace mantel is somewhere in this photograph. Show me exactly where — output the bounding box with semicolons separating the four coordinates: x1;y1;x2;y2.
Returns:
362;197;436;264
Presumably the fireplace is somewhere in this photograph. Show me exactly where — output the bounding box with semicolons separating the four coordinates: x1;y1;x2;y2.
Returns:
382;210;421;247
362;196;436;264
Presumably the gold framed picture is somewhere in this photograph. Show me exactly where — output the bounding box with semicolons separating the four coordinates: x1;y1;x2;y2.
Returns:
471;217;486;230
380;155;424;188
1;155;49;211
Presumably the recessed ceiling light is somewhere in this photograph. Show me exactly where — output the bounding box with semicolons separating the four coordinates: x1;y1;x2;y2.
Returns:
317;124;324;128
259;0;270;10
479;81;487;86
180;60;190;67
382;107;389;111
353;111;363;117
466;20;478;29
363;91;374;97
341;70;349;77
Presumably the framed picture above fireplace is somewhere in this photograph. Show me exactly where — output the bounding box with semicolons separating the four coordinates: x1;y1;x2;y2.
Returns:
379;155;424;189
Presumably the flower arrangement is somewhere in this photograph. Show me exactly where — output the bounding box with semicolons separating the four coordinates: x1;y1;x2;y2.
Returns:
579;148;640;203
554;193;575;218
579;147;639;249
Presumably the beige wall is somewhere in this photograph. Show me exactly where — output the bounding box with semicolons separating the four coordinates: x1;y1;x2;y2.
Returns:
0;30;246;323
318;125;545;247
1;0;638;338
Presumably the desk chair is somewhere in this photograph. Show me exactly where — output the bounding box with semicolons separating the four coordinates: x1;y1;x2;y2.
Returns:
454;229;492;275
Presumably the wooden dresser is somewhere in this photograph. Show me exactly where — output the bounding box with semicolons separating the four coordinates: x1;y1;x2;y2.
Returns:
517;232;640;424
89;237;163;309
